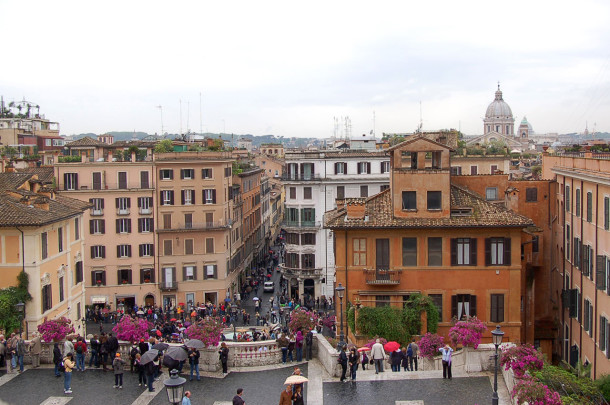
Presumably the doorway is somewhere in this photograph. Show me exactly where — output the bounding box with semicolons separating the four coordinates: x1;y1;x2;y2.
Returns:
145;294;155;307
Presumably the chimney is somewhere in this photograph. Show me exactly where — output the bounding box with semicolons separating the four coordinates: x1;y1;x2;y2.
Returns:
33;196;50;211
107;149;113;162
346;199;366;219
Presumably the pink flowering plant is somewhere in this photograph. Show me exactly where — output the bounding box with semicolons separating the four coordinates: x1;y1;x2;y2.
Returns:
184;317;224;347
364;337;388;349
112;315;152;342
37;317;75;342
500;344;544;378
418;333;445;359
288;308;319;332
448;316;487;349
511;378;562;405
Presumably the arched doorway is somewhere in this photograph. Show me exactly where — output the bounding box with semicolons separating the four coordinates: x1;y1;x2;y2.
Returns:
145;294;155;307
303;279;315;307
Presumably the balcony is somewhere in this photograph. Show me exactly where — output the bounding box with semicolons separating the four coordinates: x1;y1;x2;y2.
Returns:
279;264;323;279
282;220;320;230
91;209;103;216
281;173;322;182
157;219;234;233
160;281;178;291
364;268;401;285
139;208;152;215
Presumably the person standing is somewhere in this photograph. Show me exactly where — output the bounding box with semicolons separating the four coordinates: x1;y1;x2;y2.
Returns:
129;342;139;373
99;333;109;371
63;336;74;358
401;347;410;371
338;345;348;382
0;335;5;371
439;344;453;379
107;333;119;360
276;334;289;364
219;342;229;375
29;332;42;368
370;339;385;374
53;342;62;377
233;388;245;405
89;335;100;368
348;347;359;381
305;329;314;361
182;391;192;405
7;333;16;371
144;357;156;392
189;348;200;381
291;385;304;405
410;338;420;371
135;353;146;387
113;353;125;388
295;330;304;362
15;334;26;373
390;349;401;372
278;385;292;405
74;337;87;371
63;352;75;394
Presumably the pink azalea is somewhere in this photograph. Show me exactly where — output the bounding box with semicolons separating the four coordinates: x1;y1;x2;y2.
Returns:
419;333;445;359
288;308;318;332
112;316;152;342
184;317;224;347
500;344;544;378
37;317;75;342
448;317;487;349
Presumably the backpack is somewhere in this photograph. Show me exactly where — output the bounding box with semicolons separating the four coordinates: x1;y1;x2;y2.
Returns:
130;347;139;360
59;360;66;372
76;343;83;354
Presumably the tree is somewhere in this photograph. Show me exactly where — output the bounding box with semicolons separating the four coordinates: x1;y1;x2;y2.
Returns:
154;139;173;153
0;272;32;334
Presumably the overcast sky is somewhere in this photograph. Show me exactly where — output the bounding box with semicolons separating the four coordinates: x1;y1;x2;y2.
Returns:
1;0;609;138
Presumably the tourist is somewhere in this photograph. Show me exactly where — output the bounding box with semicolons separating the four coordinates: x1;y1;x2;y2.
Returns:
292;384;304;405
439;344;453;379
63;336;74;357
89;335;100;368
74;336;87;371
371;339;385;374
129;341;139;373
390;348;401;372
144;355;157;392
348;347;359;381
135;353;146;387
15;334;26;373
182;391;192;405
29;332;42;368
279;384;292;405
401;347;410;371
53;342;62;377
0;335;5;371
107;332;119;359
99;333;109;371
287;334;295;362
361;351;368;370
295;330;304;362
112;353;125;388
277;333;289;363
232;388;245;405
338;345;348;382
305;329;314;361
7;333;16;371
189;347;200;381
410;339;420;371
219;342;229;375
63;352;75;394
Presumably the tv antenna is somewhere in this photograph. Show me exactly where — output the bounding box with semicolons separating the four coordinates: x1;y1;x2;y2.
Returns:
156;105;164;137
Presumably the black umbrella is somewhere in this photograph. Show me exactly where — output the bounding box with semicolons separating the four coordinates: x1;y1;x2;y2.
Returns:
139;349;159;365
165;346;188;362
163;355;180;370
184;339;204;349
152;342;169;351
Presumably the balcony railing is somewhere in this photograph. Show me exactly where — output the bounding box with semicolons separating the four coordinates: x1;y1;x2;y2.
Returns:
281;174;322;181
160;281;178;291
158;219;233;232
282;220;320;229
364;268;401;285
279;264;323;279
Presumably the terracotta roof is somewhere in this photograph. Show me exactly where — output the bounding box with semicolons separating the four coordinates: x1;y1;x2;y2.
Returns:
0;190;89;227
110;140;157;148
66;136;106;147
0;173;33;191
324;184;533;229
15;167;54;184
387;134;454;152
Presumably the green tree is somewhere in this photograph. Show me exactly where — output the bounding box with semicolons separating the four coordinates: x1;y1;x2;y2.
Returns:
154;139;173;153
0;272;32;334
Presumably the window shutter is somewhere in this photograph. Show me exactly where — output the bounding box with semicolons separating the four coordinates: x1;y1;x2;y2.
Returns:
74;174;78;190
127;219;131;233
470;238;478;265
212;189;216;204
180;169;185;179
605;197;609;230
497;295;504;322
334;162;339;174
101;271;106;285
343;163;347;174
192;191;196;205
139;244;143;257
577;290;582;323
470;295;477;317
89;220;94;234
116;219;120;233
170;191;174;205
90;246;95;258
138;198;141;208
504;238;511;265
598;256;607;290
128;270;132;284
101;220;105;234
138;219;142;233
600;317;606;352
451;295;457;319
182;266;187;281
101;246;105;258
150;220;154;233
169;170;174;180
101;199;105;209
214;265;218;278
357;164;361;174
450;239;457;266
115;198;120;208
193;266;197;280
172;268;177;284
367;162;371;174
485;238;491;266
181;190;185;205
117;245;121;257
63;173;68;190
126;198;131;208
127;245;132;257
91;271;96;286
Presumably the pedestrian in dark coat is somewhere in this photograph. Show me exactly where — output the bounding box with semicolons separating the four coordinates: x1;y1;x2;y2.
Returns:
53;343;62;377
219;342;229;375
401;347;410;371
338;346;348;382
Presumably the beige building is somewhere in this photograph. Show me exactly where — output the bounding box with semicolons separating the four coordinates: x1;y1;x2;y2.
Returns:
450;155;511;175
0;172;88;337
259;143;285;158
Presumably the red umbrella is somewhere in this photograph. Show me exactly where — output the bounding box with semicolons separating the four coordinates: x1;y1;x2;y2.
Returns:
357;347;371;352
156;330;162;337
170;318;177;322
384;341;400;352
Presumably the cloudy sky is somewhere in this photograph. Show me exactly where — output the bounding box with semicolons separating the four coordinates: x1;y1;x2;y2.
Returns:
1;0;609;138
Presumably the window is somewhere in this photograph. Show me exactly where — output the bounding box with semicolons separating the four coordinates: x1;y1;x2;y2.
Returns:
334;162;347;174
429;294;443;322
375;295;390;308
301;208;315;225
138;218;153;233
184;239;194;255
76;303;81;321
427;191;441;210
451;166;462;175
353;238;366;266
203;189;216;204
470;166;478;175
532;236;539;253
451;238;477;265
57;227;63;252
160;169;173;180
428;237;442;266
302;254;315;269
163;240;173;256
486;237;511;265
140;171;149;188
584;299;593;335
289;187;296;199
286;233;299;244
402;238;417;266
224;167;232;177
302;233;316;245
63;173;78;190
41;232;48;259
565;185;570;212
576;189;581;217
180;169;194;179
376;239;390;269
140;268;154;283
486;187;498;201
91;270;106;286
182;189;195;205
566;225;571;260
490;294;505;322
286;208;299;224
163;214;172;229
381;161;390;173
360;185;368;198
161;190;174;205
139;244;154;257
75;261;83;284
118;172;127;189
526;188;538;202
42;284;52;312
304;187;312;199
202;168;213;179
605;197;610;230
357;162;371;174
285;253;299;268
451;294;477;320
116;197;131;214
206;237;215;254
204;264;218;279
90;198;104;215
117;244;132;258
336;186;345;200
601;316;609;353
91;245;106;259
491;165;498;174
74;218;80;240
59;276;64;302
183;265;197;281
380;185;389;192
118;269;132;284
116;218;132;234
402;191;416;210
92;172;102;190
573;237;581;268
90;219;105;234
184;213;193;229
587;192;593;222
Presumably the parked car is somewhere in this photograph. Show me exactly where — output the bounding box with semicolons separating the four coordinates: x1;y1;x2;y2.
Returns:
263;281;275;293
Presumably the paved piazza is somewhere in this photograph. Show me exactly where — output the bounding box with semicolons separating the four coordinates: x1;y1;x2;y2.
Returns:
0;361;506;405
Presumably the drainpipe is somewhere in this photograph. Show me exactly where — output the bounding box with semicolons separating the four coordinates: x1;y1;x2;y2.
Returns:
593;183;599;379
16;226;27;336
579;180;583;362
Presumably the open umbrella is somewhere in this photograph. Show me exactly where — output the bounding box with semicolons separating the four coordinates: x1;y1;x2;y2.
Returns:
170;318;177;322
152;342;169;351
284;375;309;385
346;343;357;350
163;356;180;370
384;341;400;352
357;347;371;352
136;310;145;315
139;349;159;365
165;346;188;362
252;297;259;301
185;339;204;349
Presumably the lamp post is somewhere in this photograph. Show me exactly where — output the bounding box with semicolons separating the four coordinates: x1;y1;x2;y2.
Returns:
15;302;25;336
232;307;238;342
491;325;504;405
163;369;186;404
335;283;345;350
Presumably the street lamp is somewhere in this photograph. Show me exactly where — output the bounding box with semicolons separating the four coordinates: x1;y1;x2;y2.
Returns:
15;302;25;336
163;369;186;404
335;283;345;350
491;325;505;405
232;307;238;342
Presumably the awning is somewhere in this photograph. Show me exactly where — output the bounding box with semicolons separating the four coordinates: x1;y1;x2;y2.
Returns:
91;296;107;304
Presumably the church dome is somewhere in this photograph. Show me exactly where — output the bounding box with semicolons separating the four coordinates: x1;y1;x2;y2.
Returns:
485;86;513;119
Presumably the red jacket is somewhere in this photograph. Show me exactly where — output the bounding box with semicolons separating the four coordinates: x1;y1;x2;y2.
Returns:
75;341;87;354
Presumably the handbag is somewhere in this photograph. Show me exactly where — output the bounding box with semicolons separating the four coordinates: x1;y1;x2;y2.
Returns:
369;359;374;365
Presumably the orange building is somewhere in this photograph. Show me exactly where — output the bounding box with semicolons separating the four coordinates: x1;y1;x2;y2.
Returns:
324;136;534;344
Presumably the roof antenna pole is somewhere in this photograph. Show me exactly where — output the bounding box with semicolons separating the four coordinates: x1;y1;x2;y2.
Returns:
199;92;203;136
156;105;164;137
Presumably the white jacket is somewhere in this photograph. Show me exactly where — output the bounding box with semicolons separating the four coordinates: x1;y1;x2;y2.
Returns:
371;342;385;360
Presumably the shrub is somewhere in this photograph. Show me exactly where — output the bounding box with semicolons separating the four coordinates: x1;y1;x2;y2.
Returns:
595;374;610;402
448;316;487;349
500;344;544;378
112;315;152;342
511;378;562;405
184;317;224;348
288;308;318;332
534;364;603;404
37;317;75;342
419;333;445;359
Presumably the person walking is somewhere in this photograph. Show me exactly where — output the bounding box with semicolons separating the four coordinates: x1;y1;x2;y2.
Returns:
291;385;304;405
232;388;245;405
74;336;87;371
15;334;26;373
390;349;401;372
189;348;200;381
63;352;75;394
278;385;292;405
401;347;410;371
144;355;157;392
361;351;368;371
63;336;74;358
135;353;146;387
439;344;453;380
89;335;100;368
53;343;62;377
29;332;42;368
348;347;359;381
182;391;192;405
338;345;348;382
219;342;229;375
305;329;314;361
410;339;420;371
113;353;125;388
371;339;385;374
